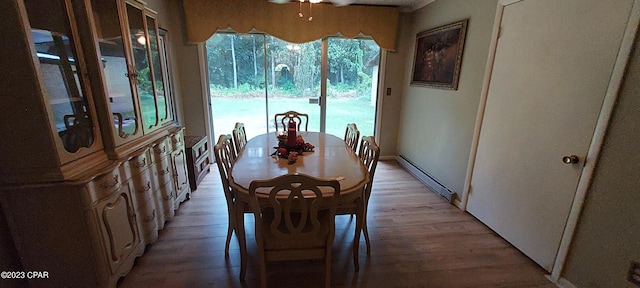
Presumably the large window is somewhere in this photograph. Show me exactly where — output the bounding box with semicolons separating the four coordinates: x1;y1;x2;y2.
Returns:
206;33;380;140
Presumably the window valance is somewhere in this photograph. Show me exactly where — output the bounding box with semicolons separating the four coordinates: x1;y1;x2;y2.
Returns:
182;0;400;51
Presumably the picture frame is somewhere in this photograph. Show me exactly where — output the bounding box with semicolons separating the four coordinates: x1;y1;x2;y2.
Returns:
410;19;468;90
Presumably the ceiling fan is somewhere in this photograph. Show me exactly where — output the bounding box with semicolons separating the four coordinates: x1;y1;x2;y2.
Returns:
268;0;357;6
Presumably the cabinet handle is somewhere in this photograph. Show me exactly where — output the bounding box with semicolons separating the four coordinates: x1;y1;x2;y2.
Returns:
144;210;156;222
135;158;147;168
154;146;167;154
159;167;171;175
138;181;151;193
163;193;174;201
99;175;119;189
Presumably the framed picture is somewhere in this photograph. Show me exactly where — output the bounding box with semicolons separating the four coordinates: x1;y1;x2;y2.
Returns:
410;19;468;90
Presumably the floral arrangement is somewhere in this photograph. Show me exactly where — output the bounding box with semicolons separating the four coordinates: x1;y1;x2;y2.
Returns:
273;133;315;163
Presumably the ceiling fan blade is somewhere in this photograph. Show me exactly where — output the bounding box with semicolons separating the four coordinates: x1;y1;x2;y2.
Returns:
268;0;292;3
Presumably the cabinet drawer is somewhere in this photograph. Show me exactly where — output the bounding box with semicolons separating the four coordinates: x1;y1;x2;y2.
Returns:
152;157;173;189
128;149;150;176
131;170;154;205
151;137;171;163
157;183;176;219
86;166;122;202
135;196;158;245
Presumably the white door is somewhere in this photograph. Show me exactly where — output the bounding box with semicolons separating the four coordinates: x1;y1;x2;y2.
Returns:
466;0;633;271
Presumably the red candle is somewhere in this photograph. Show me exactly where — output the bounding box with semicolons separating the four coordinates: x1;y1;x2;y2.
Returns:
287;119;297;147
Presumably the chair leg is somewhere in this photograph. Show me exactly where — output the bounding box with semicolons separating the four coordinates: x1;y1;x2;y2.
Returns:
362;204;371;255
363;190;372;254
224;205;237;258
258;240;267;288
236;201;247;282
225;196;237;257
224;224;233;257
325;253;331;288
325;232;333;288
363;220;371;255
353;197;365;272
260;251;267;288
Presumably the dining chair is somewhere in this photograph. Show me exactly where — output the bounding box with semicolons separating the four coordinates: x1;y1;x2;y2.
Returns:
247;173;341;288
343;123;360;153
274;110;309;132
336;135;380;271
213;134;248;257
232;122;247;157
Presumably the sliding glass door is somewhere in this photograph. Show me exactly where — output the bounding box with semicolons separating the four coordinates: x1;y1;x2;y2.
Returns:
265;37;321;132
206;34;267;140
206;33;380;139
325;37;380;137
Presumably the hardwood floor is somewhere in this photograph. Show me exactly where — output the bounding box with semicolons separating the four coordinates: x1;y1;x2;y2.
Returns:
118;160;555;288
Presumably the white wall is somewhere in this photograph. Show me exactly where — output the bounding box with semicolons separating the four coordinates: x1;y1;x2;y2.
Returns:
377;13;411;157
395;0;498;194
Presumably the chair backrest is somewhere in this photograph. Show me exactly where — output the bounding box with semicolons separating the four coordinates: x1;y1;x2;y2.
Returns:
248;173;340;241
214;134;236;203
274;111;309;132
358;136;380;198
343;123;360;153
232;122;247;157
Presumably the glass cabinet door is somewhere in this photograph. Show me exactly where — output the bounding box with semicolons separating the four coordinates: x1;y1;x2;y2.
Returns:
146;14;168;124
125;2;158;131
90;0;139;138
24;0;97;153
158;29;174;123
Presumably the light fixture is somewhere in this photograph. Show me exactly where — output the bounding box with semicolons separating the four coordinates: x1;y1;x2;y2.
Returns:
134;30;146;45
136;35;146;45
297;0;321;21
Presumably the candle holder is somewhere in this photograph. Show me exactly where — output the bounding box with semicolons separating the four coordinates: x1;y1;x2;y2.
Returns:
272;132;315;163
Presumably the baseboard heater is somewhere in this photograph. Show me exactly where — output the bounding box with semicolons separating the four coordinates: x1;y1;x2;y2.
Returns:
397;155;456;204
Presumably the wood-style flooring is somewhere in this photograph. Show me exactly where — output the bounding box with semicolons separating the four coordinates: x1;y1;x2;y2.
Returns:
118;160;556;288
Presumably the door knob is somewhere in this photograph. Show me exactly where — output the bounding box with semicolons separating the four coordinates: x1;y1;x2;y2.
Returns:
562;155;579;164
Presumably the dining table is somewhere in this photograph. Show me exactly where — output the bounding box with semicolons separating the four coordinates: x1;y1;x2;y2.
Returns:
229;131;370;280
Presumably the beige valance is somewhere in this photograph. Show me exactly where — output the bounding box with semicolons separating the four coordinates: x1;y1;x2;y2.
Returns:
182;0;400;51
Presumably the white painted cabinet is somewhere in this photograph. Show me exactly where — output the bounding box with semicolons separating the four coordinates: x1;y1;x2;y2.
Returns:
0;0;191;287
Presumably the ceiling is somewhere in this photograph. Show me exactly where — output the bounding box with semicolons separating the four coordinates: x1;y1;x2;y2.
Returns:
329;0;435;11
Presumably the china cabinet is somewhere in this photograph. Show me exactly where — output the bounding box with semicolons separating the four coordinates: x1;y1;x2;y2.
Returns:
0;0;190;287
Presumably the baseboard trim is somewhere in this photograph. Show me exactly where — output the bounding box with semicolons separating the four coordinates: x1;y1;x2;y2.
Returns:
378;155;396;161
396;155;456;204
546;275;576;288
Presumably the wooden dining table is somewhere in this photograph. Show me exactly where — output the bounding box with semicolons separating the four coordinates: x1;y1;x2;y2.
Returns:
229;131;369;280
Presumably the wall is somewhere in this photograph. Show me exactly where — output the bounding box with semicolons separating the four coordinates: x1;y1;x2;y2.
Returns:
147;0;208;138
377;13;411;156
562;30;640;287
395;0;497;194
